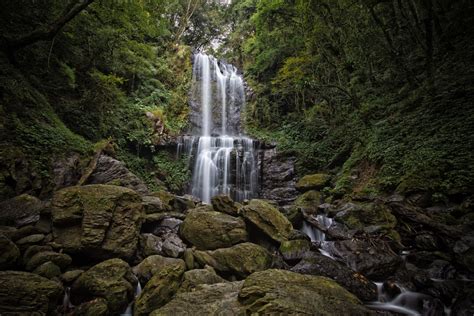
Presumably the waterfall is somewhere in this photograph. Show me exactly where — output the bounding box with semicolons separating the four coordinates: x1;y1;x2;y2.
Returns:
180;53;258;203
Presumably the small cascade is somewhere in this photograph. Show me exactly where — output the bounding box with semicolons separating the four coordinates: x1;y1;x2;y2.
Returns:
301;215;334;258
122;281;142;316
62;287;74;313
180;52;258;203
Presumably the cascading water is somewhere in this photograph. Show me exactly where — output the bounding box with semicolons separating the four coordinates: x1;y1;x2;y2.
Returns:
179;53;258;203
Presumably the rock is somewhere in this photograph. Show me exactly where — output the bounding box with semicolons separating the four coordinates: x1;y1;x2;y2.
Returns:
193;242;272;278
0;194;44;227
328;239;403;279
184;248;194;270
295;173;331;192
132;255;186;285
279;239;311;261
22;244;52;265
134;258;186;316
61;269;84;284
51;185;143;260
239;269;372;315
87;155;149;194
72;258;135;315
75;298;109;316
180;208;248;250
415;233;439;250
152;281;243;315
26;251;72;271
9;225;42;241
0;226;16;239
279;205;304;226
51;154;82;190
139;232;186;258
15;233;44;247
294;190;322;214
142;195;166;214
178;266;227;293
291;252;377;301
172;195;196;213
211;194;239;216
240;199;292;243
0;271;62;314
33;261;61;278
0;234;19;269
151;190;175;208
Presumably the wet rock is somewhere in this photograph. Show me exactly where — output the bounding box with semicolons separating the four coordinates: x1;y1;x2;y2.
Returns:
453;234;474;272
291;252;377;301
33;261;61;278
178;266;227;293
74;297;109;316
172;195;196;213
279;239;311;261
180;207;247;250
328;239;403;279
134;258;186;316
60;269;84;284
239;269;372;315
193;242;272;278
279;205;303;226
240;199;292;243
26;251;72;271
211;194;239;216
0;194;44;227
72;258;135;315
132;255;186;285
0;234;19;269
87;155;149;194
151;281;244;315
407;251;452;268
0;271;62;314
415;233;439;250
295;173;331;192
51;185;143;260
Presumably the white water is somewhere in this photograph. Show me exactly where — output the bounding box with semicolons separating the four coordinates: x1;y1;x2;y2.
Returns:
122;281;142;315
181;53;258;203
301;216;334;258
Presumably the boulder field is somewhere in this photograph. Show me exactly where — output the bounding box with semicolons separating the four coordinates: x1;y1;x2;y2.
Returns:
0;176;472;315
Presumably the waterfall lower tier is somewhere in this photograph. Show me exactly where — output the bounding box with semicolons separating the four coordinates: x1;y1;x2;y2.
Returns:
178;135;258;203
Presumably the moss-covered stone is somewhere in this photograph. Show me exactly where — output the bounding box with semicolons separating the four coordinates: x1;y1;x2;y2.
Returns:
33;261;62;279
240;199;292;243
0;194;44;227
151;281;244;316
15;233;44;247
75;298;108;316
26;250;72;271
279;239;311;261
132;255;186;285
72;258;135;315
22;244;52;265
239;269;373;315
51;184;143;260
193;242;272;278
295;173;331;192
60;269;84;284
211;194;239;216
178;266;227;293
180;208;248;250
294;190;322;213
0;234;19;269
335;201;397;233
134;258;186;316
0;271;63;314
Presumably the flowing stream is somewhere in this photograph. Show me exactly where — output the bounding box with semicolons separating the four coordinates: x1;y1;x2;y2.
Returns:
178;53;259;203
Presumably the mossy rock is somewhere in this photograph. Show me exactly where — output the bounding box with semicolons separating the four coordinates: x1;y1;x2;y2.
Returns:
151;190;175;208
134;258;186;316
279;239;311;261
51;184;143;260
295;173;331;192
60;269;84;284
25;251;72;271
180;208;248;250
193;242;272;278
151;281;244;315
238;269;373;315
75;298;108;316
72;258;135;315
211;194;239;216
335;201;397;233
240;199;293;243
132;255;186;285
178;266;227;293
0;234;19;269
0;271;63;314
33;261;61;279
0;194;44;227
294;190;322;213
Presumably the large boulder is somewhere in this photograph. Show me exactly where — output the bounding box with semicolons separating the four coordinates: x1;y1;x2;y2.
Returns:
180;208;248;250
295;173;331;192
291;252;377;301
193;242;272;278
238;269;373;315
151;281;244;315
294;190;322;214
211;194;239;216
0;271;62;314
0;194;43;227
0;234;19;269
71;258;135;315
132;255;186;285
178;266;227;293
51;185;143;260
134;258;186;316
240;199;292;243
87;155;149;194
